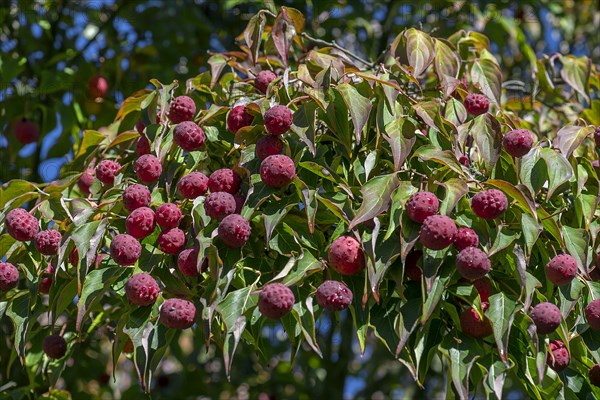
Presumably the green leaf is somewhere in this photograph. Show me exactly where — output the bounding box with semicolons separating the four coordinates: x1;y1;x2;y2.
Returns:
539;148;573;200
558;55;591;102
337;83;372;142
244;12;266;65
349;173;400;230
487;293;520;363
405;28;435;77
5;293;33;363
471;58;502;107
413;145;465;176
552;124;595;159
468;114;502;171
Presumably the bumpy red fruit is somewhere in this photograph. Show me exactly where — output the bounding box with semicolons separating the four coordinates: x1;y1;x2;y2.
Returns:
155;203;182;228
43;334;67;359
160;298;197;329
178;247;203;277
88;75;108;98
39;264;54;294
254;70;277;94
503;128;533;157
405;191;439;223
96;160;121;185
545;254;577;286
328;236;365;275
0;262;19;291
178;172;209;199
168;95;196;124
126;207;156;239
123;184;151;211
460;307;492;337
125;273;160;306
110;234;141;266
459;155;470;167
316;280;353;311
255;135;284;160
218;214;251;248
173;121;205;151
464;93;489;116
78;168;95;195
14;119;39;144
585;299;600;330
590;365;600;387
5;208;39;241
453;227;479;251
204;192;236;220
456;247;490;280
264;105;293;135
227;105;254;133
471;189;508;219
546;340;570;372
530;302;562;334
34;230;62;255
134;154;162;183
419;215;457;250
136;134;151;156
260;155;296;188
158;228;186;255
208;168;242;194
258;283;295;319
404;250;422;281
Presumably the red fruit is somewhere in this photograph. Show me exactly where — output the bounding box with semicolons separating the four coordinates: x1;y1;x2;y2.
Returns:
453;227;479;251
585;299;600;330
328;236;365;276
136;120;145;134
109;234;141;266
125;273;160;306
255;135;284;160
78;168;95;195
264;105;293;135
460;307;492;337
464;93;489;116
471;189;508;219
0;262;19;291
590;364;600;387
136;134;151;156
456;247;490;280
260;154;296;188
404;250;422;281
173;121;205;151
94;253;108;269
160;298;197;329
34;230;62;256
530;302;562;334
157;228;186;255
155;203;182;228
405;191;439;223
168;95;196;124
545;254;577;286
503;128;533;157
594;126;600;147
178;172;209;199
134;154;162;183
126;207;156;239
316;280;353;311
258;283;295;319
233;192;245;214
39;264;54;294
217;214;251;248
95;160;121;185
14;119;39;144
5;208;39;242
208;169;242;194
473;277;493;305
419;215;457;250
204;192;236;220
88;75;109;98
227;105;254;133
459;155;470;167
254;70;277;94
123;184;151;211
43;334;67;359
177;247;202;277
546;340;570;372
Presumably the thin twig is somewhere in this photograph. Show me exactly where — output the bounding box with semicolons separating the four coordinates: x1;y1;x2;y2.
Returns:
300;32;372;67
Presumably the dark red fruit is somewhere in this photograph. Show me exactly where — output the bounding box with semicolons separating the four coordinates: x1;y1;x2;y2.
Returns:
473;277;493;306
178;172;209;199
254;70;277;94
178;247;203;277
530;302;562;334
157;228;186;255
459;155;470;167
208;169;242;194
258;283;295;319
217;214;251;248
78;168;95;195
126;207;156;239
125;273;160;306
264;105;293;135
453;227;479;251
464;93;489;116
456;247;490;280
136;120;145;134
109;234;141;266
227;105;254;133
590;364;600;387
0;262;19;291
39;264;54;294
404;250;422;281
419;215;457;250
546;340;569;372
155;203;182;228
168;96;196;124
34;230;62;256
95;160;121;185
255;135;284;160
173;121;205;151
260;154;296;188
123;184;152;211
316;280;353;311
405;191;439;223
5;208;39;242
545;254;577;286
460;307;492;337
43;334;67;359
160;298;196;329
14;119;40;144
503;128;533;157
88;75;109;98
136;134;151;156
328;236;365;276
585;299;600;330
204;192;236;220
471;189;508;219
134;154;162;183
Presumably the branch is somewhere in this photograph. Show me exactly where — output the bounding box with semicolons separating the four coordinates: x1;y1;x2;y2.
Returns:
300;32;372;68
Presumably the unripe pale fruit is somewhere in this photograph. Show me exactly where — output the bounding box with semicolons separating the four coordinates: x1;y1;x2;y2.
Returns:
123;184;151;211
126;207;156;239
110;234;141;266
471;189;508;219
260;154;296;188
405;191;439;223
503;128;533;157
404;250;422;281
173;121;205;151
316;280;353;311
134;154;162;183
227;105;254;133
177;247;202;277
590;364;600;387
96;160;121;185
464;93;489;116
34;230;62;256
43;334;67;359
204;192;236;220
178;172;209;199
88;75;109;98
585;299;600;330
5;208;39;242
546;340;569;372
419;215;457;250
453;227;479;251
328;236;365;275
14;119;39;144
208;169;242;194
0;262;19;291
456;247;491;280
255;135;284;160
136;134;151;156
264;105;293;135
545;254;577;286
155;203;182;228
39;264;54;294
168;96;196;124
160;298;196;329
460;307;492;337
125;273;160;306
254;70;277;94
258;283;295;319
217;214;251;248
78;168;95;195
530;302;562;334
157;228;186;255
